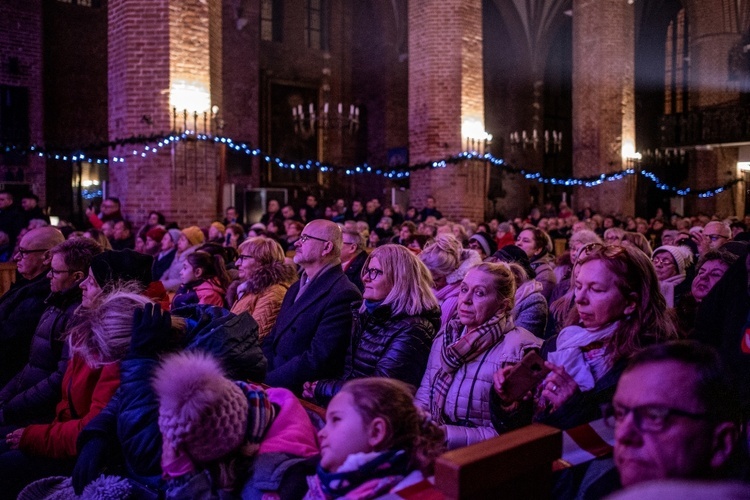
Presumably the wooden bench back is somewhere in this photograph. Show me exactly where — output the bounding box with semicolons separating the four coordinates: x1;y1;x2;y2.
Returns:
0;262;17;298
434;423;562;500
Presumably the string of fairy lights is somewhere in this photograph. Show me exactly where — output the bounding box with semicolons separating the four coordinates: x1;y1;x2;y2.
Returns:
1;132;743;198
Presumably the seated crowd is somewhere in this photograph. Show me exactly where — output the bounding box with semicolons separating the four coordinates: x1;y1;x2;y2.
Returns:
0;191;747;498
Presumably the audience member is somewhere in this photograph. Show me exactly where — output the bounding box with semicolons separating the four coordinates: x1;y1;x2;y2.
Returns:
230;236;298;340
262;219;362;393
20;193;49;227
306;244;440;406
171;251;229;309
341;228;368;292
161;226;204;292
0;227;65;387
419;234;482;327
85;197;123;230
516;227;557;301
416;263;541;449
152;228;180;283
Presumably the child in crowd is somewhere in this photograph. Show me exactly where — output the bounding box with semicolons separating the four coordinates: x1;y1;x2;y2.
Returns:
305;378;445;499
171;251;229;310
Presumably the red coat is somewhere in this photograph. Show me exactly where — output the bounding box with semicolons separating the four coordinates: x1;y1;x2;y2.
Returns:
20;355;120;458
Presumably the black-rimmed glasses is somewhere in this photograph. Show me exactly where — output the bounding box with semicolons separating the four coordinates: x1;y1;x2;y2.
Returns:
48;268;73;277
236;254;254;263
298;233;329;244
601;402;709;433
362;267;384;280
15;248;48;258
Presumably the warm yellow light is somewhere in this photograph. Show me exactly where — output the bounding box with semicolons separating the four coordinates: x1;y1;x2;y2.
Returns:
170;81;211;114
738;162;750;172
622;141;642;160
462;118;492;141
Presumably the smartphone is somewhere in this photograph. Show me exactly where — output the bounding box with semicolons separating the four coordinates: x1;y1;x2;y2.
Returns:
501;351;550;403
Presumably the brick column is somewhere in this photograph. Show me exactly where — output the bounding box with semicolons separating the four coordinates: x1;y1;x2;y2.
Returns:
0;1;45;204
571;0;635;216
683;0;743;216
408;0;486;222
108;0;220;227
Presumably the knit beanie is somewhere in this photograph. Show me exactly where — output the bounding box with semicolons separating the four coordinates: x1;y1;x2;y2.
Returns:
469;232;497;257
146;227;167;243
167;228;182;245
153;352;274;464
181;226;205;247
493;244;536;279
653;245;693;276
90;249;153;288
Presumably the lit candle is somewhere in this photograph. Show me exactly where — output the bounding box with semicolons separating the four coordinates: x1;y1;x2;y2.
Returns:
324;102;329;114
338;103;343;114
309;103;314;114
349;104;354;115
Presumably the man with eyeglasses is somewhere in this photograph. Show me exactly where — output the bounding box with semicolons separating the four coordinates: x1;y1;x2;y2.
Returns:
0;227;64;388
263;219;362;393
85;197;123;230
340;228;367;292
0;237;102;430
696;221;732;259
570;341;744;497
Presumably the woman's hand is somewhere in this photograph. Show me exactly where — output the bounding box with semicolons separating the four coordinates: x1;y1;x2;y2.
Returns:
492;366;515;402
5;428;24;449
541;361;580;411
302;381;318;399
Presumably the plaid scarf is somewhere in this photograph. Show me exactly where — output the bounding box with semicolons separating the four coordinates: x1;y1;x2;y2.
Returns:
429;312;514;423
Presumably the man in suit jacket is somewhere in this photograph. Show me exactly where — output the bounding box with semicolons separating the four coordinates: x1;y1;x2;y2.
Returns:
262;219;362;393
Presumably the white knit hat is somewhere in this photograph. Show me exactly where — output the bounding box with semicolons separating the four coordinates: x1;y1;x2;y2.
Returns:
653;245;693;276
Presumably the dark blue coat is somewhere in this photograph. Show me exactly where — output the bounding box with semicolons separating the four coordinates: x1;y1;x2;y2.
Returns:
0;273;51;388
0;282;80;426
77;306;266;486
262;264;362;393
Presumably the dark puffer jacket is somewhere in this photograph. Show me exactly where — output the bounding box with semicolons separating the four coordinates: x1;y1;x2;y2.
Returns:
0;282;81;426
0;273;51;388
313;303;441;406
76;306;266;488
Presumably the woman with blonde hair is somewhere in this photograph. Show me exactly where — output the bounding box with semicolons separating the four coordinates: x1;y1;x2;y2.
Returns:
419;234;482;326
305;244;441;406
415;262;541;448
230;236;298;340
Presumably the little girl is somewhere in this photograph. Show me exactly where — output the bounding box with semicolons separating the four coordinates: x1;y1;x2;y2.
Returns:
305;378;445;499
172;250;229;310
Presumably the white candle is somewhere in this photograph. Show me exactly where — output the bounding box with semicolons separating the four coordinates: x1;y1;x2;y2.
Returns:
338;103;343;114
324;102;329;114
349;104;354;115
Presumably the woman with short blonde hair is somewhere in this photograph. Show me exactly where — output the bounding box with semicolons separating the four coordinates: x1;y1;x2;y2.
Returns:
306;244;441;406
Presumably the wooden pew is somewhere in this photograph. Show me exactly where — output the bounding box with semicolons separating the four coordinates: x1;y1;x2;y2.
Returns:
433;423;562;500
0;262;17;297
554;238;567;258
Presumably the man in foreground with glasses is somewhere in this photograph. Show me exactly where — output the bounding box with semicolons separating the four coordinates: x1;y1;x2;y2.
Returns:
0;227;65;388
577;341;745;496
262;219;362;393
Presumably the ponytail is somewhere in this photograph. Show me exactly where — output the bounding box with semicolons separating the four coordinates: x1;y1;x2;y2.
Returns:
340;378;446;475
187;251;231;288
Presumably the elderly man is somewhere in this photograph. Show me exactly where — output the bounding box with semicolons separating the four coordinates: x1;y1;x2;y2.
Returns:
0;227;65;387
341;228;367;292
566;341;745;497
262;219;362;392
0;237;102;429
697;221;732;258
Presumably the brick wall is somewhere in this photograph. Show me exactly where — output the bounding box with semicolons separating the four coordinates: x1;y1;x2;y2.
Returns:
108;0;219;228
571;0;635;217
408;0;486;222
0;0;45;204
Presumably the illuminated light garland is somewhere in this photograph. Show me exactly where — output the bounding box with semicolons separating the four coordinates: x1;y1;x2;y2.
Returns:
2;134;743;198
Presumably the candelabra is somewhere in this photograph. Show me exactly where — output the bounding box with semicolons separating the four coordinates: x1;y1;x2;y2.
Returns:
509;130;563;153
292;102;360;139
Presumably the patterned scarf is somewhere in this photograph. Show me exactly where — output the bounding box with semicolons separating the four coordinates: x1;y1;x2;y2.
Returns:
429;312;515;423
304;450;409;499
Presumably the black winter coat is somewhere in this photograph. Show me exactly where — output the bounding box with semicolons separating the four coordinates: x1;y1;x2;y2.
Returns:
0;282;81;426
343;251;368;293
313;303;441;406
77;306;266;487
0;273;51;388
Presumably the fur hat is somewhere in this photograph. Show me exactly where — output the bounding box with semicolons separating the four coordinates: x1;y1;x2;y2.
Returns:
181;226;205;247
153;352;274;464
145;227;166;243
90;249;153;288
468;232;497;257
493;244;536;279
653;245;693;276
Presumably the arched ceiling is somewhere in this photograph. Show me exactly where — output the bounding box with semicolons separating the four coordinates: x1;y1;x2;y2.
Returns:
489;0;572;74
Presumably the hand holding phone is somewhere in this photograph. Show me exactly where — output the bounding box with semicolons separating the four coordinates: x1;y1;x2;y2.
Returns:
498;351;550;403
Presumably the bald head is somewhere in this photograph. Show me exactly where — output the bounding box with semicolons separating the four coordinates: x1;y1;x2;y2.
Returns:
307;219;343;259
14;227;65;280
